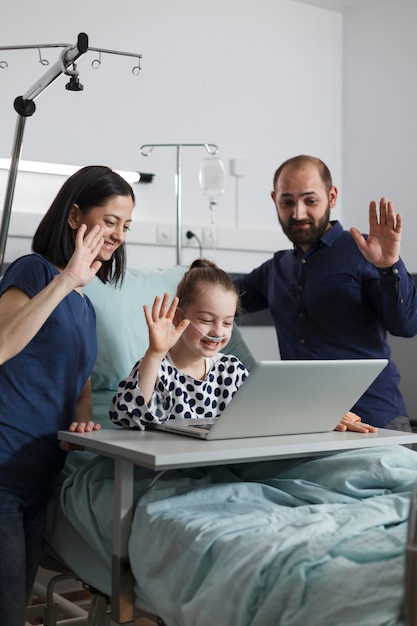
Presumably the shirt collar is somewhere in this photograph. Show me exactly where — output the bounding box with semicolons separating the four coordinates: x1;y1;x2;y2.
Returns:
294;220;342;257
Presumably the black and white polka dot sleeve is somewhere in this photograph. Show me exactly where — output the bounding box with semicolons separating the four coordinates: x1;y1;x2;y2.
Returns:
109;354;249;430
109;359;167;430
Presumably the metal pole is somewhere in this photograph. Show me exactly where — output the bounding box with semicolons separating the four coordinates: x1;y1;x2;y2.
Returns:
139;143;219;266
175;145;182;265
0;115;27;271
21;32;88;102
0;33;89;273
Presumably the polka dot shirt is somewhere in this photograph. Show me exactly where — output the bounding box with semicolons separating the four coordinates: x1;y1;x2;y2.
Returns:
110;353;249;430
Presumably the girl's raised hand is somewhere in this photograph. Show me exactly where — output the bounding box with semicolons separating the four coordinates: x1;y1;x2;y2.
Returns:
143;293;190;356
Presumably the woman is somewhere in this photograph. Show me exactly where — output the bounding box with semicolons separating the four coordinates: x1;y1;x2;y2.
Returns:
0;165;135;626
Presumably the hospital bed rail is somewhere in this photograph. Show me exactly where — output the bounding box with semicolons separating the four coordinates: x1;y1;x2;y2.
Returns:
27;554;167;626
405;479;417;626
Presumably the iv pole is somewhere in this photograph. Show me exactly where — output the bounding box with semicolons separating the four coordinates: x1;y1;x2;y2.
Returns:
0;33;143;273
0;33;89;272
139;143;219;265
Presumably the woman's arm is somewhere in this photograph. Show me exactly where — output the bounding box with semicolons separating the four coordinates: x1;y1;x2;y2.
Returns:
60;378;101;450
70;377;100;430
0;224;104;365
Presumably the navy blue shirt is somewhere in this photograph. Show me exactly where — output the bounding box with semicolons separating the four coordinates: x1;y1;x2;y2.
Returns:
0;254;97;496
234;221;417;427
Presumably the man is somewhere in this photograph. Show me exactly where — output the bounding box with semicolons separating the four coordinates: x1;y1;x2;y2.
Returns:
234;155;417;429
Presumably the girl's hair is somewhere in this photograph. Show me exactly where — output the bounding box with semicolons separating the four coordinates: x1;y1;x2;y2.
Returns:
176;258;242;314
32;165;135;285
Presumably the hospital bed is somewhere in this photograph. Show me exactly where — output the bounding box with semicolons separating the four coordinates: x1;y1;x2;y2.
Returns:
27;265;417;626
39;435;417;626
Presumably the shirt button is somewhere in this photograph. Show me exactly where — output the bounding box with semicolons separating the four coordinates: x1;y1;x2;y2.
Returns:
393;268;399;274
300;339;305;344
400;298;404;304
298;313;303;318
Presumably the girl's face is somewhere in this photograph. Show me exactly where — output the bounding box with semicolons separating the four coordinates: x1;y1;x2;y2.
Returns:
68;194;134;261
177;285;237;358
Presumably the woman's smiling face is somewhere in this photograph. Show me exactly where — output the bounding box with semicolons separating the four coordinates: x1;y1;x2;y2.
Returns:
68;194;134;261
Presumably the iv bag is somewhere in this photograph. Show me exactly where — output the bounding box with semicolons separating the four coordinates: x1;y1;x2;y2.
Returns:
199;157;225;203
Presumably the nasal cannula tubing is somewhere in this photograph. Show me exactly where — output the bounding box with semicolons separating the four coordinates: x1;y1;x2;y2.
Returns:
177;308;228;342
187;318;228;342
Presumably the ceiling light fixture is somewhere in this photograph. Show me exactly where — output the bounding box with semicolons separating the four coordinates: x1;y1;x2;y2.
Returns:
0;158;154;184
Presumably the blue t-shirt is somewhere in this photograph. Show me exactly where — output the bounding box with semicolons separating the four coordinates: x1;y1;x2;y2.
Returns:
0;254;97;496
234;221;417;427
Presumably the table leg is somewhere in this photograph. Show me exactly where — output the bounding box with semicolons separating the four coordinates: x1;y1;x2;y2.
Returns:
111;458;135;625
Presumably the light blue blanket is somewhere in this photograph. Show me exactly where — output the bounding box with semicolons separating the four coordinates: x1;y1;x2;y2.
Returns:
54;445;417;626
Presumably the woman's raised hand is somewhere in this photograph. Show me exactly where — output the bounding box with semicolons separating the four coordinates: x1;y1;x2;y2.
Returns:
63;224;104;288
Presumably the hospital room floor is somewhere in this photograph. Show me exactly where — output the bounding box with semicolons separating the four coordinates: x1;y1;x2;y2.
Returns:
28;597;158;624
28;572;160;625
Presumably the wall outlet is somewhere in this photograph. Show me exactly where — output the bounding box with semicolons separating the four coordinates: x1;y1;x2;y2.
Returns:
182;227;202;247
156;224;174;245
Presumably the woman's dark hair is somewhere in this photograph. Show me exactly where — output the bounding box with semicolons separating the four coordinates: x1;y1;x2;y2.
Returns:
32;165;135;285
176;258;242;314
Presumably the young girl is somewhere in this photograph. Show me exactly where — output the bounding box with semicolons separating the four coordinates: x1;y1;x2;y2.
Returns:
110;259;247;429
110;259;377;434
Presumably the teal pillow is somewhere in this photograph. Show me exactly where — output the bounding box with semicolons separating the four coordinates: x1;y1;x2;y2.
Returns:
83;265;256;393
226;326;256;372
83;265;187;391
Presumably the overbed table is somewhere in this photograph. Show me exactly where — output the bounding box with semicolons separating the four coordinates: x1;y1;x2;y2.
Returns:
58;428;417;625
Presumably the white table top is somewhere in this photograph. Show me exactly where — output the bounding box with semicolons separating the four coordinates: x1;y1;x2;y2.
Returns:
58;427;417;471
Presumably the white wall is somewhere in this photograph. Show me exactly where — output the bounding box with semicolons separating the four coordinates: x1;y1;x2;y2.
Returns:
1;0;415;372
343;0;417;271
0;0;342;272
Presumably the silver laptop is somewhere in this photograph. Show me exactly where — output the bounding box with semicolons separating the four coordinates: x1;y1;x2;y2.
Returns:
150;358;388;440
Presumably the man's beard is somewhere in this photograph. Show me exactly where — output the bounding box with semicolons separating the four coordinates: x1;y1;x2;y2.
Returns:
278;206;331;248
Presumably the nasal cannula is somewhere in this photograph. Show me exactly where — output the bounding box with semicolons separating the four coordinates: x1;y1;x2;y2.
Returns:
177;309;228;342
186;318;228;342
